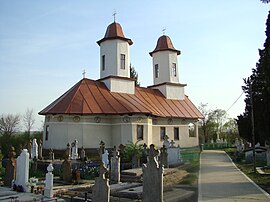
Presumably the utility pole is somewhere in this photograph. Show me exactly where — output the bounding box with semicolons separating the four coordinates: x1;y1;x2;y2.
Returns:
249;84;256;173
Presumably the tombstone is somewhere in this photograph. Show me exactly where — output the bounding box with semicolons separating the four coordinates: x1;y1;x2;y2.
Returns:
167;146;181;167
31;138;38;159
44;163;54;198
160;145;168;168
49;148;54;161
267;147;270;167
169;140;176;148
64;143;71;160
141;143;148;164
255;142;261;148
163;135;170;148
210;139;214;144
33;157;38;173
15;149;30;192
38;140;43;160
4;147;16;187
102;150;109;169
142;144;163;202
99;141;106;156
71;139;78;160
27;140;32;159
92;163;110;202
110;146;120;183
80;147;86;161
62;158;72;182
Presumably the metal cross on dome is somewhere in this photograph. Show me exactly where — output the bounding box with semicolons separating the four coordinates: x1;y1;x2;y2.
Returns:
113;10;117;22
82;69;86;78
162;27;166;35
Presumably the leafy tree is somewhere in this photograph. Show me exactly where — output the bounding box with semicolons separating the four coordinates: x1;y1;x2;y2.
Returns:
237;11;270;144
130;64;140;86
23;108;35;136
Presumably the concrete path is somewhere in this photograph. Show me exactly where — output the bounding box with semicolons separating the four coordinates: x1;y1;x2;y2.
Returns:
199;150;270;202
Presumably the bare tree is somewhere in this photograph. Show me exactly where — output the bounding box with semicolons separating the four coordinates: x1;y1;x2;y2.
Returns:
0;114;20;137
23;108;35;135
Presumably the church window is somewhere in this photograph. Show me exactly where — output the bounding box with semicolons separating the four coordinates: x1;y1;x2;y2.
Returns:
120;54;125;69
155;64;159;78
102;55;105;70
137;125;144;140
174;127;179;140
172;63;177;77
189;123;196;137
45;125;49;141
160;127;166;141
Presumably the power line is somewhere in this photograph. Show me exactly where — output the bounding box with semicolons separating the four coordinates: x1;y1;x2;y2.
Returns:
226;91;244;113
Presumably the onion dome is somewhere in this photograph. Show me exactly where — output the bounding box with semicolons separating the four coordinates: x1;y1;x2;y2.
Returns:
97;22;133;45
149;35;181;56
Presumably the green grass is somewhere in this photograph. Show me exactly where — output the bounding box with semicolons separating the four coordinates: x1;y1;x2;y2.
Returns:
179;173;198;185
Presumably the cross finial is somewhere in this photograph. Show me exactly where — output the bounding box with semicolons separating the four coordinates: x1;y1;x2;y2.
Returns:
82;69;86;78
162;27;166;35
113;10;117;22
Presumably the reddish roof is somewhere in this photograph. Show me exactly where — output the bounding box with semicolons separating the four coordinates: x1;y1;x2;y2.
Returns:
97;22;133;45
39;79;203;119
149;35;181;56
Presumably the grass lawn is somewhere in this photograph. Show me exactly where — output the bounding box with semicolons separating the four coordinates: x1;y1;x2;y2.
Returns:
224;148;270;194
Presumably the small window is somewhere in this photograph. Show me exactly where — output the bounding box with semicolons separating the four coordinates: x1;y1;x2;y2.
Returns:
172;63;177;77
174;127;179;140
102;55;105;70
160;127;166;141
189;123;196;137
45;125;49;141
120;54;125;69
155;64;159;78
137;125;144;140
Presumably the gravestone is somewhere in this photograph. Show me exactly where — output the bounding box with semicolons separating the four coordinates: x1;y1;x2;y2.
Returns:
31;138;38;159
160;145;168;168
49;148;54;161
110;146;120;183
102;150;109;169
267;147;270;167
27;140;32;159
71;139;78;160
62;143;72;182
92;163;110;202
142;144;163;202
44;163;54;198
80;146;86;161
4;146;16;187
38;140;43;160
15;149;30;192
163;135;170;148
33;157;38;173
141;143;148;164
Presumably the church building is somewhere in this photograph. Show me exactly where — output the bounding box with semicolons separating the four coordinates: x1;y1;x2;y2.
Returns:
39;21;204;150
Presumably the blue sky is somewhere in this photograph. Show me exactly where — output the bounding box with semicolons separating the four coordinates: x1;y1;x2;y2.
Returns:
0;1;269;130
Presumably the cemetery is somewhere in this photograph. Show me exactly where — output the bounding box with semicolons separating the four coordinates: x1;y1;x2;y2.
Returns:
0;137;200;201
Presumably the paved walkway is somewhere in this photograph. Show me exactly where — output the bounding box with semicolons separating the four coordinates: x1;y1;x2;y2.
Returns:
199;150;270;202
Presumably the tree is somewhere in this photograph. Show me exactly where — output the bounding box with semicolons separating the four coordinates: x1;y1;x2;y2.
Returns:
198;103;209;143
261;0;270;3
238;11;270;144
130;64;140;86
0;114;20;137
23;108;35;135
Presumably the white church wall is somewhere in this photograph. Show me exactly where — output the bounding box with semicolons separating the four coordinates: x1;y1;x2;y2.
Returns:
102;77;135;94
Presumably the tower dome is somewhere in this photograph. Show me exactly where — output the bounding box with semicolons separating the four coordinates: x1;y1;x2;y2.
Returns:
149;35;180;56
97;22;133;45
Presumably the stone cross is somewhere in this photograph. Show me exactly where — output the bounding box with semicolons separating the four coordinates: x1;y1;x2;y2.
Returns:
142;144;163;202
49;148;54;162
31;138;38;159
15;149;30;192
71;139;78;160
92;163;110;202
102;150;109;169
170;140;175;148
110;146;120;183
44;163;54;198
64;143;71;160
163;135;170;148
4;146;16;187
160;145;168;168
80;146;86;161
62;158;72;182
141;143;148;164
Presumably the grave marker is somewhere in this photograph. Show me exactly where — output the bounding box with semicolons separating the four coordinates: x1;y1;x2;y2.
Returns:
44;163;54;198
15;149;30;192
4;146;16;187
110;146;120;183
31;138;38;159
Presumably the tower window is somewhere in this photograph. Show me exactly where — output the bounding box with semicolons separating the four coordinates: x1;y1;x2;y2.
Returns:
155;64;159;78
120;54;125;70
45;125;49;141
172;63;177;77
137;125;144;140
102;55;105;71
160;127;166;141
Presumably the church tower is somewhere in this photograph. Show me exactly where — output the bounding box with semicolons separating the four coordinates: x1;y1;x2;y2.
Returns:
149;35;186;100
97;21;135;94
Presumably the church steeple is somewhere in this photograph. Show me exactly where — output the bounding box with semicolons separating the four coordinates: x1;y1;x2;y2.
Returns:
97;21;133;79
149;35;181;85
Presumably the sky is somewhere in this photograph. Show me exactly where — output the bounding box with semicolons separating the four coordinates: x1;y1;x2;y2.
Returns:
0;1;269;131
